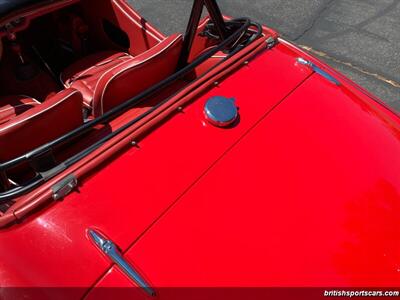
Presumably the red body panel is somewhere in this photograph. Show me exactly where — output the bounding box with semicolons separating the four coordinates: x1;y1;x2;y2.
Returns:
120;74;400;290
0;43;311;292
0;17;399;297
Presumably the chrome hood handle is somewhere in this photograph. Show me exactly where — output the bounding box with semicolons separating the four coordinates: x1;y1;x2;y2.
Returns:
88;229;156;297
297;57;341;86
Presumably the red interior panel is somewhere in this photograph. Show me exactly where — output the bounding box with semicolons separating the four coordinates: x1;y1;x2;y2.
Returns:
0;89;84;162
79;0;165;55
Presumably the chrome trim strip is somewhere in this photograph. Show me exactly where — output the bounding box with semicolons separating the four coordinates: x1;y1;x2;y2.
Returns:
88;229;156;297
297;57;341;86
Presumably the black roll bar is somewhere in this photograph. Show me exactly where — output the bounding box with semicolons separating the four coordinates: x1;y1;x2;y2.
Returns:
177;0;227;69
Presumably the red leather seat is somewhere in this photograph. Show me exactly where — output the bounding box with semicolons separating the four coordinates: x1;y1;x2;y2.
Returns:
60;34;183;117
0;95;40;125
0;89;84;162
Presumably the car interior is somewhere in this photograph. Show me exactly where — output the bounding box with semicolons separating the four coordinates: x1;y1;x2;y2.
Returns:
0;0;263;211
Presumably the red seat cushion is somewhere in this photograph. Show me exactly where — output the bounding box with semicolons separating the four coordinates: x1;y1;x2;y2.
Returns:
61;51;132;107
0;95;40;125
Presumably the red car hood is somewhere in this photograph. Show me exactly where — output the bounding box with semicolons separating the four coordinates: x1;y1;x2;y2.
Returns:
1;41;400;298
116;74;400;291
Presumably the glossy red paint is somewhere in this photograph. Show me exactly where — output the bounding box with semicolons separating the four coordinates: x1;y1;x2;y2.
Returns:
88;49;400;299
0;42;312;292
1;3;400;299
0;34;270;227
120;74;400;289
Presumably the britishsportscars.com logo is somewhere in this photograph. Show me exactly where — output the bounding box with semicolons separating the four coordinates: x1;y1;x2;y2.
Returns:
325;290;400;297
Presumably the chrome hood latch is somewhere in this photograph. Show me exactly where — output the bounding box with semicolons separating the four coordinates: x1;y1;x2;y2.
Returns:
88;229;155;297
297;57;341;86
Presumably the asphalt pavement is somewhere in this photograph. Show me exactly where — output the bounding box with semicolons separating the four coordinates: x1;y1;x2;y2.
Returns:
128;0;400;112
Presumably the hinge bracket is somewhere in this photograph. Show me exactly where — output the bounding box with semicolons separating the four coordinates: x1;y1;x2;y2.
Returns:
265;36;276;49
52;175;78;200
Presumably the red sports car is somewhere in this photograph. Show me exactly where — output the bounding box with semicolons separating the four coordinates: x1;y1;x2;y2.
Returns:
0;0;399;299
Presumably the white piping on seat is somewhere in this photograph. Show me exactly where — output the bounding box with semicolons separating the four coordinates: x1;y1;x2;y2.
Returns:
0;90;81;133
89;57;135;110
96;34;182;115
18;95;41;104
62;53;131;87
